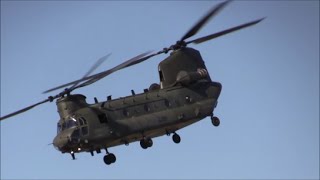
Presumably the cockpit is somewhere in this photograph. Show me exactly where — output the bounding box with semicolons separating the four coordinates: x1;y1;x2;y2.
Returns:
57;116;89;136
54;115;89;153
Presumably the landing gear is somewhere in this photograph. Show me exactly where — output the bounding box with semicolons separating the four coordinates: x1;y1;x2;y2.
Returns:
140;137;153;149
71;152;75;160
172;133;181;144
103;154;116;165
103;149;116;165
211;116;220;127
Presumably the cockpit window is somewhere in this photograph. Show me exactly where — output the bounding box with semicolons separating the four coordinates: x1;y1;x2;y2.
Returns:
57;117;79;134
66;119;78;129
57;123;62;134
71;129;80;139
81;126;88;135
70;129;80;144
79;117;87;126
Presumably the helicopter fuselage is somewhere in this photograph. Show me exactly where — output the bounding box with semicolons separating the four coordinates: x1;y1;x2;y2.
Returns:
53;80;221;154
53;48;222;157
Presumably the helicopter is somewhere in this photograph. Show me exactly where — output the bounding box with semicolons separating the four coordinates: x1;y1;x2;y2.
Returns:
0;0;264;165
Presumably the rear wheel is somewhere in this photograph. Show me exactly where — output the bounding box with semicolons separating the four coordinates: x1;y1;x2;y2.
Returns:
140;139;148;149
146;138;153;148
172;133;181;144
109;153;116;163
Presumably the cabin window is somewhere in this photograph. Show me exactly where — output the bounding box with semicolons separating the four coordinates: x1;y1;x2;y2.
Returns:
144;104;151;112
165;99;171;107
185;96;192;103
98;114;108;123
178;113;185;120
123;109;130;116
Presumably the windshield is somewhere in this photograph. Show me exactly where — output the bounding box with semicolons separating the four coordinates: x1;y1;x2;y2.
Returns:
66;118;78;128
57;117;78;134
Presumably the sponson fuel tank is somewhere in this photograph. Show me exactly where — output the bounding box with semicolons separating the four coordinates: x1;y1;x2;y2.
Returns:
158;47;212;88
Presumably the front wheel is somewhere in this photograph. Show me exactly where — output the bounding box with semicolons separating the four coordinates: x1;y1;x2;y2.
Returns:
211;116;220;127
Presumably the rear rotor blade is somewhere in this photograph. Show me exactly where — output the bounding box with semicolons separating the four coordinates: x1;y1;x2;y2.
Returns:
180;0;231;42
69;53;111;90
0;99;50;121
187;17;265;45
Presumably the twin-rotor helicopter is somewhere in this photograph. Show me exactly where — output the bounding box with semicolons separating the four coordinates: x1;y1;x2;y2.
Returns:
0;0;264;165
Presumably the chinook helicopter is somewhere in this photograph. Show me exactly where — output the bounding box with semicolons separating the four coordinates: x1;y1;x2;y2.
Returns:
0;0;264;165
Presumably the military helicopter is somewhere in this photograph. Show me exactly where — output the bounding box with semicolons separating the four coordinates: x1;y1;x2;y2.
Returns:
0;0;264;165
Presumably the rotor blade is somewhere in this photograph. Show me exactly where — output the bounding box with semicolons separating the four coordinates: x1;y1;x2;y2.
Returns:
98;51;153;74
180;0;231;42
187;17;265;45
44;51;152;94
0;99;50;121
69;53;111;89
71;51;156;90
43;53;111;94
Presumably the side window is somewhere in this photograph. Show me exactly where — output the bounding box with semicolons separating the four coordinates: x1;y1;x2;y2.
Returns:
165;99;171;107
81;126;88;136
98;114;108;124
82;117;87;124
123;109;130;117
144;104;151;112
77;117;89;136
78;117;87;126
79;118;84;126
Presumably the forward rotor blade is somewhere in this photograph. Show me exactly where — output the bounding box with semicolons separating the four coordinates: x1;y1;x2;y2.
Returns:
98;51;153;75
187;17;265;45
43;53;111;94
71;51;155;90
44;51;152;94
0;99;49;121
180;0;231;42
69;53;111;90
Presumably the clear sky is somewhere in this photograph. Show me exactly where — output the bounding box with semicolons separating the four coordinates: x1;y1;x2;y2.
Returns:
1;1;319;179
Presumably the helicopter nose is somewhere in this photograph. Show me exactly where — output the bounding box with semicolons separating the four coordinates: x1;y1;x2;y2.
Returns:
53;128;80;152
53;134;69;151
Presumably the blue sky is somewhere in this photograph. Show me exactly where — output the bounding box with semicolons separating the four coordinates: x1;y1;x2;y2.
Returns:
1;1;319;179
